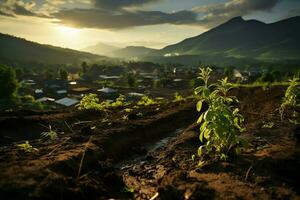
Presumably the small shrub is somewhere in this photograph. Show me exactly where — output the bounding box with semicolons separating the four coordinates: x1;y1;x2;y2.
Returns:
111;95;128;107
77;94;102;111
195;68;246;161
137;96;157;106
279;77;300;121
77;94;131;112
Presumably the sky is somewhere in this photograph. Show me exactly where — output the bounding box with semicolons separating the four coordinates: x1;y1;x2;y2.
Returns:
0;0;299;50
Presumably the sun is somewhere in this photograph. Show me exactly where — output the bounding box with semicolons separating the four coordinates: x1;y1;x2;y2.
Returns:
57;25;81;39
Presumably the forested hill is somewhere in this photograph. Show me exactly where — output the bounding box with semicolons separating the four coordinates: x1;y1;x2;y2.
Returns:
0;33;108;67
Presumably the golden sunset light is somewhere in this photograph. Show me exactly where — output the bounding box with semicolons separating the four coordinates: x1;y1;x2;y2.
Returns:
0;0;300;199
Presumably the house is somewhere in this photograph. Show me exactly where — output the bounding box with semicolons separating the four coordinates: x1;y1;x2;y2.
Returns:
99;75;121;80
97;87;117;94
55;97;79;107
97;87;118;99
22;80;36;86
36;97;55;102
69;81;77;85
233;69;249;82
173;79;183;82
57;90;67;95
46;79;67;90
36;97;56;108
35;89;43;94
128;92;144;97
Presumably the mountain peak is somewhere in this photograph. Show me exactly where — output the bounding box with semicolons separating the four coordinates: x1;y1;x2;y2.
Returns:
227;16;245;23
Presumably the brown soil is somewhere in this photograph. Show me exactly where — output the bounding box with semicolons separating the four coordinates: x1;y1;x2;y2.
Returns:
0;86;299;200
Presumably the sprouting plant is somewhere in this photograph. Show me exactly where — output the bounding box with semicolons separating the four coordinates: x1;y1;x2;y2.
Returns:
279;77;300;121
137;96;157;106
77;93;102;111
41;125;58;141
122;186;135;194
124;108;133;113
173;92;184;102
199;67;212;87
195;67;246;161
77;94;130;112
262;121;274;129
111;95;128;107
17;141;38;153
122;115;129;121
137;112;143;117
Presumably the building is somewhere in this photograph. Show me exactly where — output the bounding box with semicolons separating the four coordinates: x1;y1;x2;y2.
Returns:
55;97;79;107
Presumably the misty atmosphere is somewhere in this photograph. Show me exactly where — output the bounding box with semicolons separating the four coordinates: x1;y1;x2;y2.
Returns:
0;0;300;199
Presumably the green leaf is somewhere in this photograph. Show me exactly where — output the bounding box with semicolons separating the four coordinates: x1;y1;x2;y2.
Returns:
199;129;204;142
196;100;204;112
204;129;211;139
197;113;204;124
198;160;206;168
204;110;213;121
200;121;208;132
191;154;196;161
198;145;205;157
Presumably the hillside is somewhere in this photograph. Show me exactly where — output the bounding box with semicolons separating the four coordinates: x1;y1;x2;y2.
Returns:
110;46;156;58
82;42;120;56
0;33;108;66
144;16;300;65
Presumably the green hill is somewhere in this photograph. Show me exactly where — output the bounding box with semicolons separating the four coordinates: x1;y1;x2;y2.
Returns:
145;16;300;65
0;33;108;67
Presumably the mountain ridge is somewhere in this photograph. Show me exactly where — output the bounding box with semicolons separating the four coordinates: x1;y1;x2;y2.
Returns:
109;46;156;58
0;33;108;67
82;42;120;56
144;16;300;64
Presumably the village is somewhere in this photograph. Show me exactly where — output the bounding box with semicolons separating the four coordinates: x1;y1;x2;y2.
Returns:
16;62;262;110
17;63;192;109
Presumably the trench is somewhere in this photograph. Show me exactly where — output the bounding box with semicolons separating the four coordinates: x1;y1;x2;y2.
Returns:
115;128;185;170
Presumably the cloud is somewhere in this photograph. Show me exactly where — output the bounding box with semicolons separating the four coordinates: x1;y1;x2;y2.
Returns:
54;8;197;29
285;8;300;18
193;0;280;28
0;0;281;30
92;0;161;10
0;0;42;17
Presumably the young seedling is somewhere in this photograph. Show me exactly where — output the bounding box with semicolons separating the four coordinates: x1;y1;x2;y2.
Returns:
41;125;58;141
122;115;129;121
137;96;157;106
195;67;246;161
17;141;38;153
279;77;300;122
173;92;184;102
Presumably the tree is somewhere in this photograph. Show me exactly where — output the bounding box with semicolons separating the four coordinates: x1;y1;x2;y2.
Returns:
258;70;275;83
59;68;68;80
223;66;233;78
0;65;18;99
44;68;55;79
81;61;88;74
15;68;24;80
126;73;137;88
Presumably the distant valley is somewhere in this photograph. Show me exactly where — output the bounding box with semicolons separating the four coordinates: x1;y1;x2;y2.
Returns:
1;16;300;67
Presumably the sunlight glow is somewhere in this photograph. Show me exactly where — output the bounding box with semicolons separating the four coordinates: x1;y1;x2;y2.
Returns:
57;25;81;39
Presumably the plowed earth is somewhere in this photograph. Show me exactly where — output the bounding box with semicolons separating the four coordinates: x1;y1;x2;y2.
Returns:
0;86;299;200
